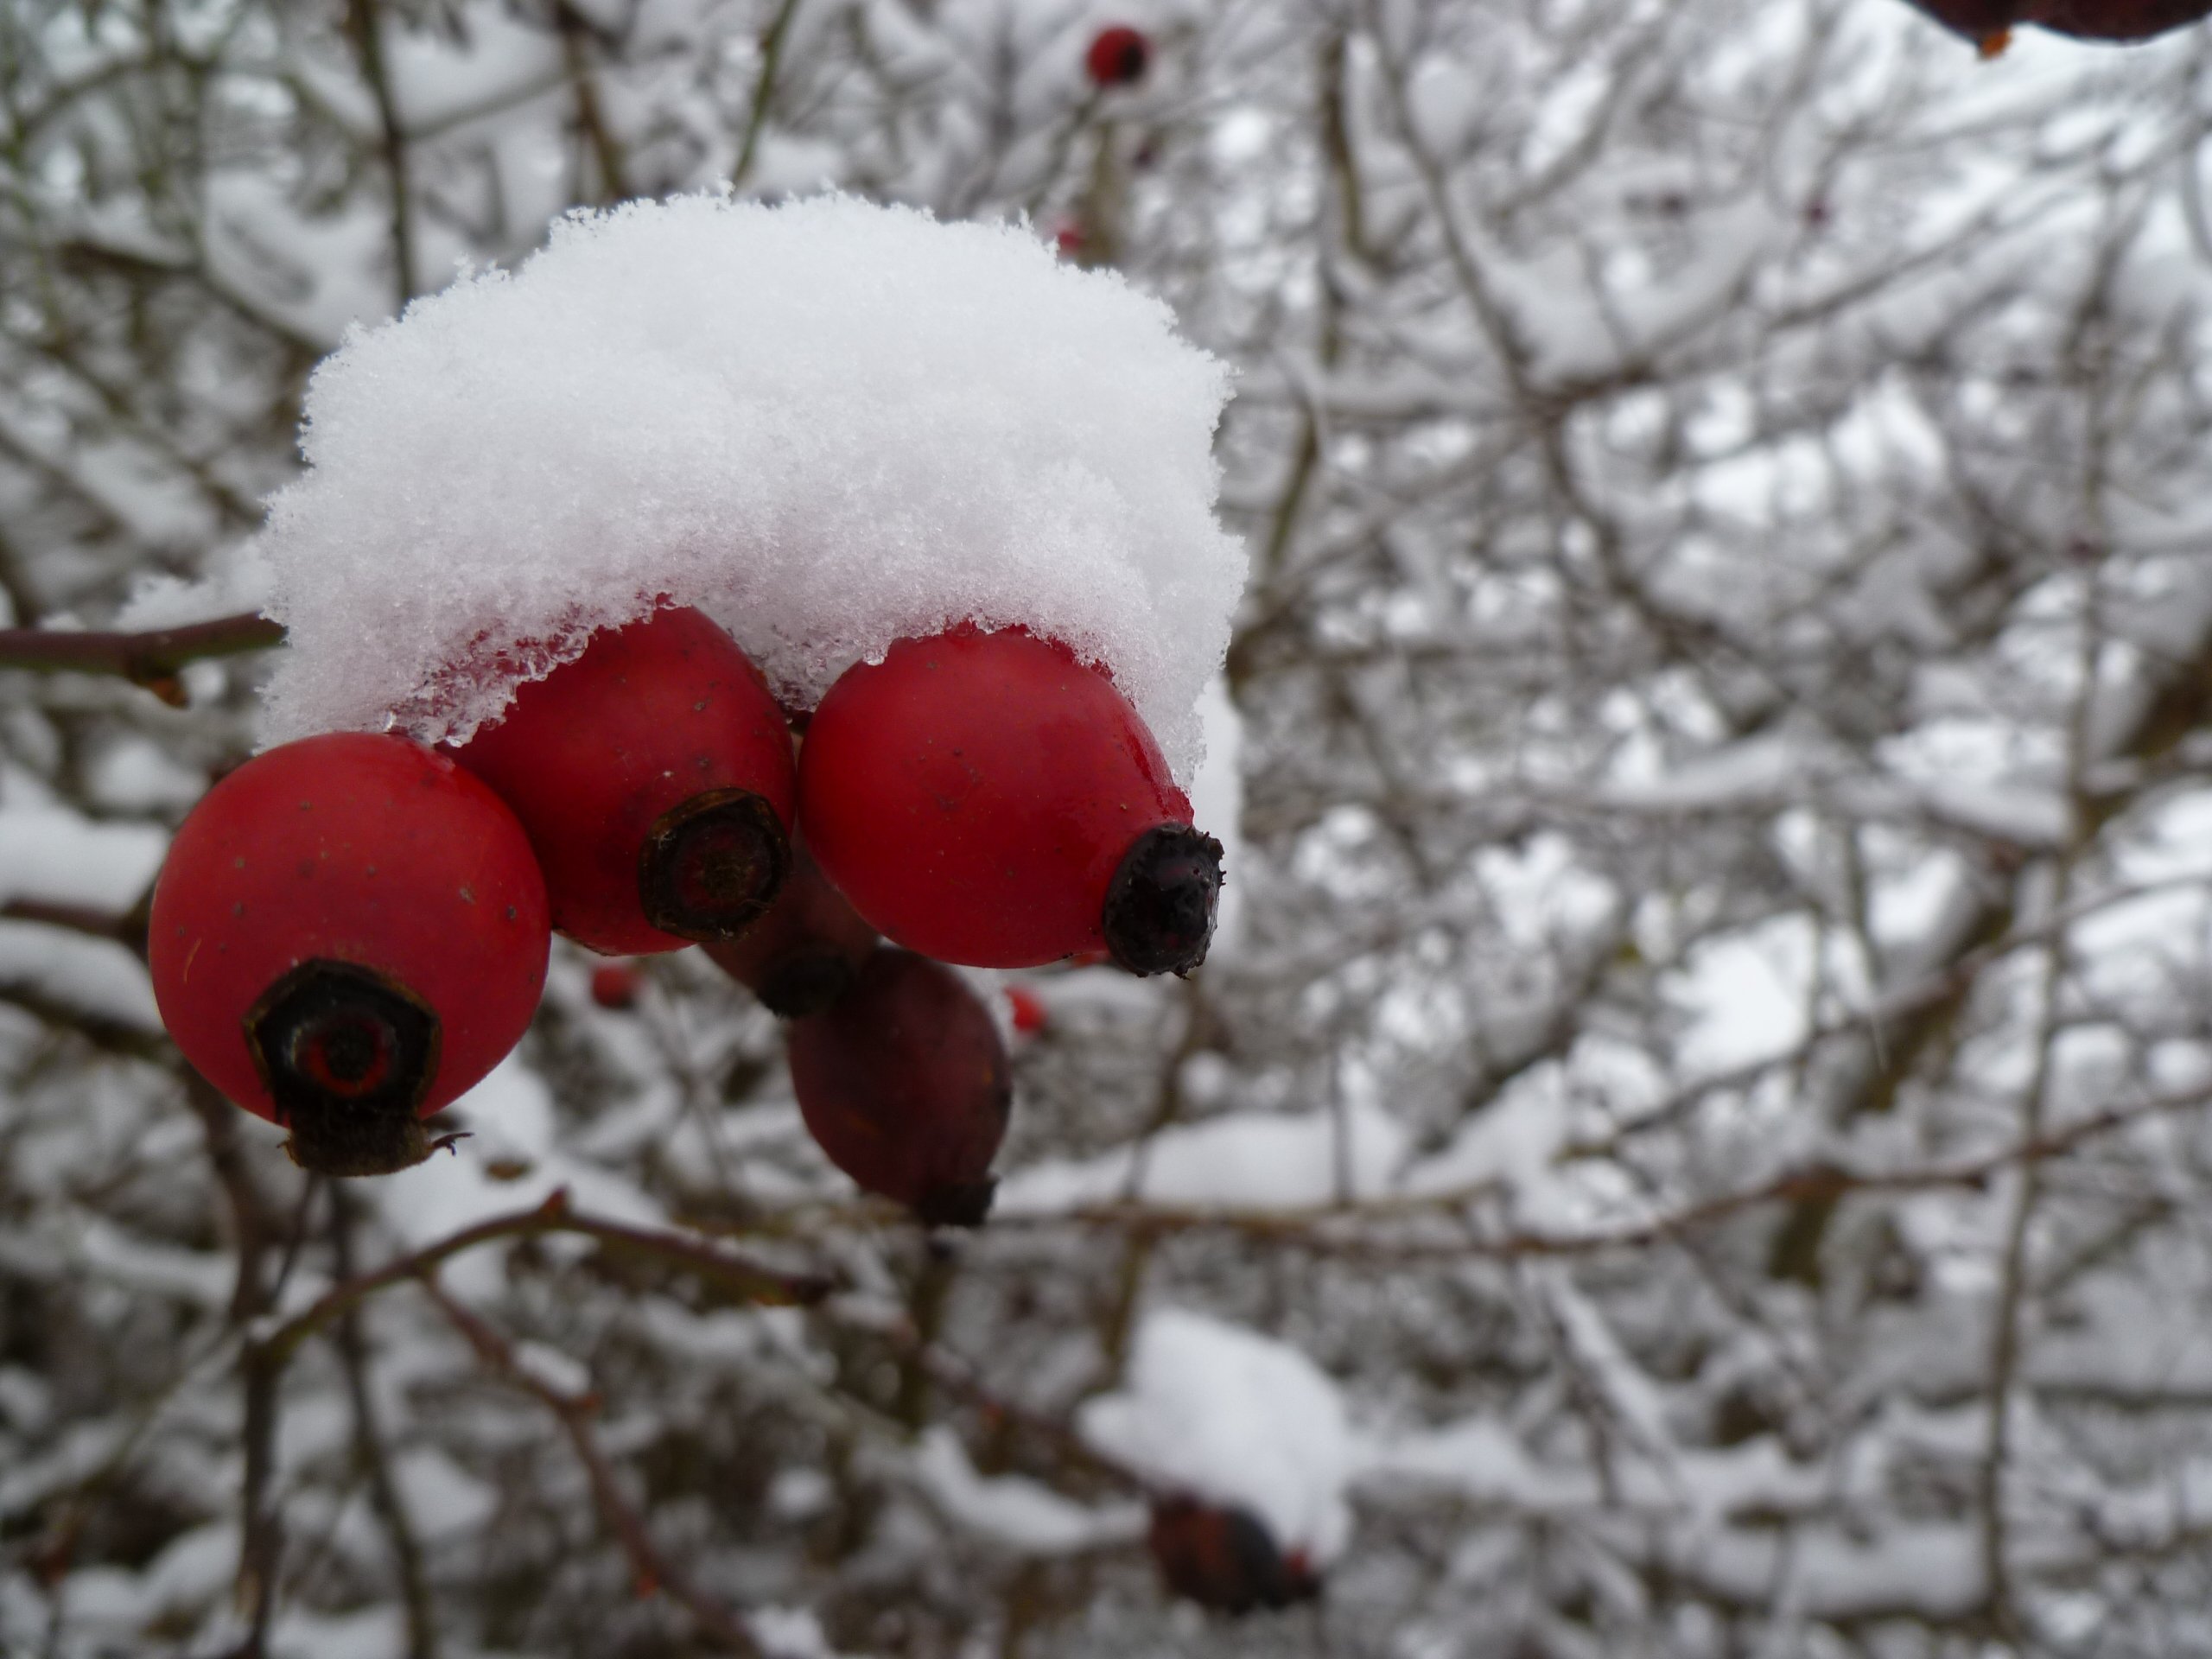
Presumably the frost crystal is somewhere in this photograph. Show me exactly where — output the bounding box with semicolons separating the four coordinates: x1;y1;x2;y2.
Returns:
251;193;1243;780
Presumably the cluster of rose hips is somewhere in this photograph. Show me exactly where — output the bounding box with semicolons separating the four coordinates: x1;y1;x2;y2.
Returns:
149;607;1221;1205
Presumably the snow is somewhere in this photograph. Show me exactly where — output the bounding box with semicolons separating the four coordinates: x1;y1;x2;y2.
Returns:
251;193;1243;781
1078;1306;1353;1561
997;1099;1407;1215
1185;675;1246;949
910;1427;1144;1554
0;794;168;911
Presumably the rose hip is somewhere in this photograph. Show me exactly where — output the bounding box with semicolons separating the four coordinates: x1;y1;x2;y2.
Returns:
149;733;550;1176
798;626;1222;974
454;607;795;956
786;947;1011;1226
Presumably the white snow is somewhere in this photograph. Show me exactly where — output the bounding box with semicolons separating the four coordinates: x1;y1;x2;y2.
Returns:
910;1427;1144;1554
1185;674;1246;946
1077;1306;1353;1561
995;1100;1407;1216
251;193;1243;781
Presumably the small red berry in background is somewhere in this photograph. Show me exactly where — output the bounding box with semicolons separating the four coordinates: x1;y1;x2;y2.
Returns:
1053;222;1086;259
798;626;1223;974
589;962;641;1010
1085;22;1150;86
786;948;1012;1227
1147;1497;1320;1617
1906;0;2212;44
706;836;878;1018
1005;985;1048;1034
148;733;550;1176
453;606;795;956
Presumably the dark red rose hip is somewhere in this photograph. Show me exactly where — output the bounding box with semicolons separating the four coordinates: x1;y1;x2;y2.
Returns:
149;733;551;1176
798;626;1222;974
786;948;1012;1226
705;838;878;1018
1910;0;2212;42
1147;1497;1320;1617
1085;23;1151;85
453;606;796;956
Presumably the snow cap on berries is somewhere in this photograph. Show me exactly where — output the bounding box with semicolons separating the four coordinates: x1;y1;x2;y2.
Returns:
253;193;1243;782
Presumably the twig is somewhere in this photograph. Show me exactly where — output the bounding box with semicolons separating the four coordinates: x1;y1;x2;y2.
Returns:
253;1190;836;1369
731;0;804;188
329;1187;439;1659
0;612;284;705
417;1279;769;1656
346;0;419;305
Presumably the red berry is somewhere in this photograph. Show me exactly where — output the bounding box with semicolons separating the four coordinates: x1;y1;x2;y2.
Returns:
453;607;796;956
148;733;550;1176
2034;0;2212;37
705;836;879;1017
590;962;642;1010
798;626;1222;974
1147;1497;1320;1617
1085;22;1150;86
1909;0;2210;41
1005;985;1048;1033
1053;222;1087;259
786;948;1011;1226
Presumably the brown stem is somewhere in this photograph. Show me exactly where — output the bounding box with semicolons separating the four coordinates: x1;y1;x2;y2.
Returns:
329;1187;440;1659
731;0;804;188
0;611;284;705
253;1190;836;1370
0;899;149;957
418;1280;768;1656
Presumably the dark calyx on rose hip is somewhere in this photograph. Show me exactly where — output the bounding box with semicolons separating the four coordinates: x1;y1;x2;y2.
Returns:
453;606;797;956
798;626;1222;975
638;785;790;942
1103;823;1224;977
786;947;1011;1227
245;959;442;1178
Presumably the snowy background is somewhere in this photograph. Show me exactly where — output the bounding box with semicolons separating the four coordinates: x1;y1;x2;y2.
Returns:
10;0;2212;1654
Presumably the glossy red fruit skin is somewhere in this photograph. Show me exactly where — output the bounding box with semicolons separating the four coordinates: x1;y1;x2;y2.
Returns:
1085;22;1150;85
454;607;796;957
705;838;878;1018
1147;1497;1320;1617
149;733;550;1173
590;962;641;1011
799;626;1205;970
786;948;1011;1226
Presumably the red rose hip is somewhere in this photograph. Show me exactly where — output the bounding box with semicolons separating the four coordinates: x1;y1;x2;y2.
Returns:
1909;0;2212;41
1147;1497;1320;1617
1085;22;1151;85
149;733;551;1176
798;626;1222;974
705;838;879;1018
453;607;796;955
786;947;1012;1226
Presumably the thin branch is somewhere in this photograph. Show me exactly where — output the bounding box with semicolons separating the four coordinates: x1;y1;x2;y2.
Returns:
0;612;284;704
253;1190;836;1370
418;1278;771;1657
